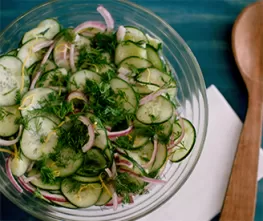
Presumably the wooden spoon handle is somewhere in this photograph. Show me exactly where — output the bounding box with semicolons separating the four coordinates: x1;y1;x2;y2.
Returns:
220;90;263;221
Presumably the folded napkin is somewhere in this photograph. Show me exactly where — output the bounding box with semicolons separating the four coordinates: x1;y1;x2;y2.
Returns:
139;85;263;221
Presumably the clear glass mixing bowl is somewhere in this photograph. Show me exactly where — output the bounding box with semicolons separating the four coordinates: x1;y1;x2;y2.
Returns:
0;0;208;220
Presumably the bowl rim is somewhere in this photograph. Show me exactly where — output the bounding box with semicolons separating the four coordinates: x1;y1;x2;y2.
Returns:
0;0;208;220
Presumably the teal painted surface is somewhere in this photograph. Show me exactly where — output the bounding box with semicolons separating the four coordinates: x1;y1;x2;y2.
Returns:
0;0;262;220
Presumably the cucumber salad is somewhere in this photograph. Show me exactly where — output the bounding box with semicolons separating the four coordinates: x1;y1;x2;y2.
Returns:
0;5;196;209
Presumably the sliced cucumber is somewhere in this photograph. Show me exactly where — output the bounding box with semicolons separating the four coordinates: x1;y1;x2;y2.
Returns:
0;56;30;106
7;49;18;56
36;68;68;88
115;41;147;65
90;64;114;75
110;78;138;113
61;178;102;208
69;70;101;91
53;38;70;70
170;118;196;162
10;153;31;177
150;143;167;174
95;185;112;206
72;175;100;183
44;60;57;72
22;19;60;44
119;56;152;69
20;88;54;117
77;148;107;176
75;35;91;49
45;148;83;177
30;60;57;77
123;26;147;43
17;38;49;68
20;116;58;160
0;105;21;137
146;34;162;50
133;83;152;95
28;169;61;190
52;201;77;209
136;68;172;92
132;132;150;149
146;45;164;70
136;96;173;124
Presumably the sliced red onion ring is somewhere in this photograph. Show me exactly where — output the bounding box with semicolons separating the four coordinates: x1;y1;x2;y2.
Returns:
112;191;118;210
115;147;126;155
107;126;133;139
67;91;88;103
139;89;168;106
111;160;117;178
79;116;95;152
116;159;133;168
105;196;123;206
97;5;114;31
5;157;23;193
69;44;77;72
117;26;126;42
0;125;23;146
19;176;67;202
168;116;185;151
105;168;113;178
33;40;54;53
30;44;55;90
142;138;158;169
119;168;167;184
129;194;134;204
74;21;106;33
27;161;35;172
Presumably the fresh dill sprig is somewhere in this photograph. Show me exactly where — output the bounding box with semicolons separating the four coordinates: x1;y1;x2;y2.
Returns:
91;32;117;56
15;90;22;105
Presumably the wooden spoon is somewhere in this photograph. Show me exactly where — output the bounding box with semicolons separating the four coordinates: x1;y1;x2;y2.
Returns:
220;1;263;221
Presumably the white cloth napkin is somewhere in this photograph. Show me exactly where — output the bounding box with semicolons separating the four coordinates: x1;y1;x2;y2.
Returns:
139;85;263;221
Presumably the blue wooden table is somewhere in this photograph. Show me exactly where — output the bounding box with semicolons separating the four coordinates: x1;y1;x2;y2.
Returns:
0;0;262;220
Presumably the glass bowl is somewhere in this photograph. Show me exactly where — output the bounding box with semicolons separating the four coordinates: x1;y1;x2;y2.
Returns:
0;0;208;220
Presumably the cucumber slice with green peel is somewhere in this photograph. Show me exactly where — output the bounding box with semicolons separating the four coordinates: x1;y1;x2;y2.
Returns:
53;38;70;70
0;105;21;137
149;143;167;174
72;175;100;183
30;60;57;76
95;185;112;206
20;116;58;160
132;83;152;95
136;96;173;124
36;68;68;88
123;26;148;43
119;56;152;69
28;169;61;190
22;19;60;44
17;38;50;68
136;68;172;91
77;148;108;176
126;142;154;170
159;119;173;138
61;178;102;208
0;56;30;106
170;118;196;162
52;200;77;209
132;132;150;149
110;78;138;113
45;147;83;177
146;45;164;70
7;49;18;56
90;64;114;75
20;88;54;117
10;153;31;177
146;34;162;50
69;70;101;91
115;41;147;65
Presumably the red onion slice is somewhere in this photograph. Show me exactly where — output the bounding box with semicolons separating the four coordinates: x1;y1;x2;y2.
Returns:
5;157;23;193
116;26;126;42
97;5;114;32
30;44;55;90
111;160;117;178
139;89;168;106
69;44;77;73
0;125;23;146
67;91;88;103
142;138;158;169
105;168;113;178
33;40;54;53
168;116;185;151
107;126;133;139
112;191;118;211
74;21;106;33
78;116;95;152
105;196;123;206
